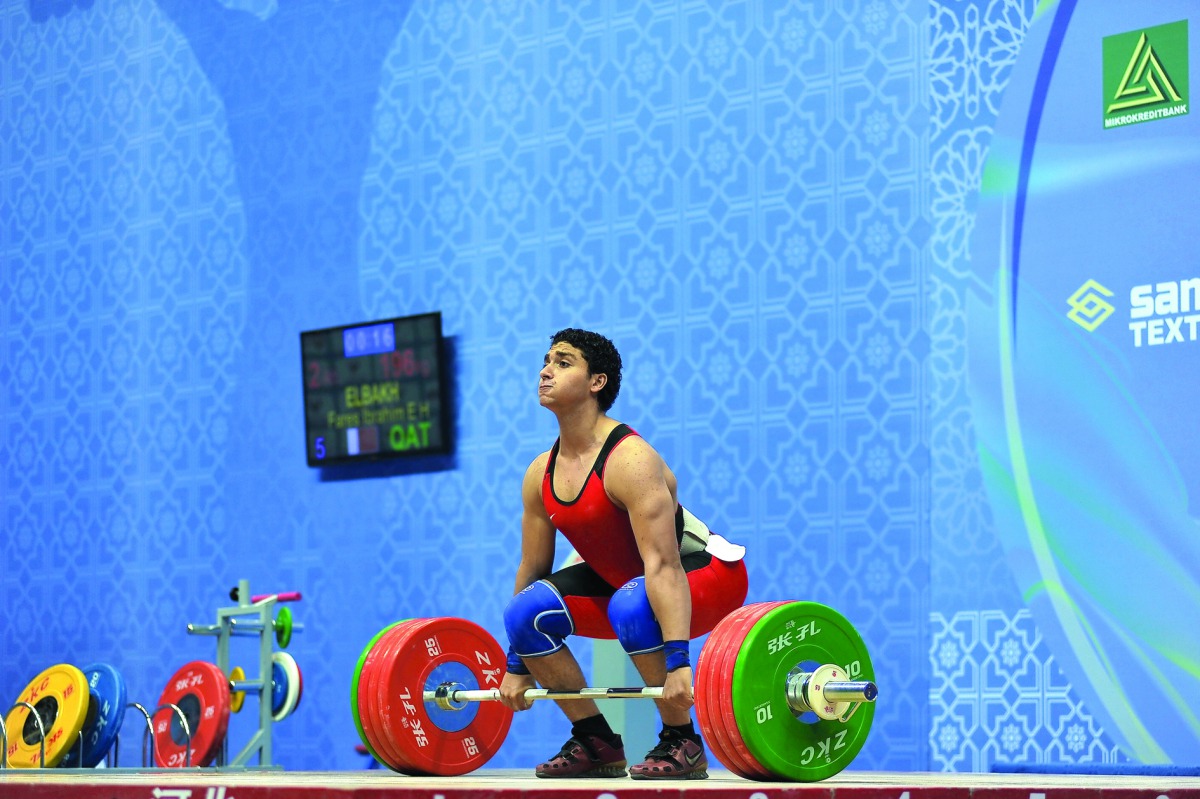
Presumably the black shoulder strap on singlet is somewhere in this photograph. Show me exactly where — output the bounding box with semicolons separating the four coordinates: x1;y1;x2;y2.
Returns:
593;424;633;478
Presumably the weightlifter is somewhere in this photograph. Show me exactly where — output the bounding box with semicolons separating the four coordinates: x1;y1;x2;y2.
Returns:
499;328;749;779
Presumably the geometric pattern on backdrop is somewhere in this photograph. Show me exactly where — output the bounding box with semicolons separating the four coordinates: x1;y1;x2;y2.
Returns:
0;0;248;734
358;0;930;771
930;610;1125;771
928;0;1032;612
927;0;1126;765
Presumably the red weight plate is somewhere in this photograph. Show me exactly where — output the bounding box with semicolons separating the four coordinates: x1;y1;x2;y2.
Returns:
717;603;783;779
369;614;441;772
153;661;231;767
703;602;782;779
696;605;755;776
707;606;766;778
702;603;775;777
376;616;512;776
352;620;412;767
360;620;430;772
701;602;785;778
701;604;768;777
371;617;457;775
718;602;785;779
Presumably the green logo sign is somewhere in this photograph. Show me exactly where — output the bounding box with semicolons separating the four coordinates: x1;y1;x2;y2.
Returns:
1103;19;1189;129
1067;280;1115;332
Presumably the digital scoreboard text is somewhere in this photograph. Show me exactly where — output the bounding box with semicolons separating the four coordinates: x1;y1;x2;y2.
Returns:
300;312;448;466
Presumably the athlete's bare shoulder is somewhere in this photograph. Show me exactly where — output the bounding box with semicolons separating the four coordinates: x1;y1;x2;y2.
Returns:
605;430;675;492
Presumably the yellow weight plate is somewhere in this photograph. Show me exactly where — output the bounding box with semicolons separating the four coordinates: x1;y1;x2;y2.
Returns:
229;666;247;713
4;663;90;768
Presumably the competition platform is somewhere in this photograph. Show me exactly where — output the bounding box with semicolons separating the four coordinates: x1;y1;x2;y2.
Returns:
3;768;1200;799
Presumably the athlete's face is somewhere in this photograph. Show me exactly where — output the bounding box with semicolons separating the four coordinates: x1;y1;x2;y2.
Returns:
539;343;605;408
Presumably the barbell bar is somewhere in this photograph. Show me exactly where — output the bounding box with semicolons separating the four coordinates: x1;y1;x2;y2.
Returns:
425;672;877;721
353;600;879;781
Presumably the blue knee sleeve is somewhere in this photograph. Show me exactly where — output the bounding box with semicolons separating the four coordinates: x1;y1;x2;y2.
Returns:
503;580;575;658
607;577;665;655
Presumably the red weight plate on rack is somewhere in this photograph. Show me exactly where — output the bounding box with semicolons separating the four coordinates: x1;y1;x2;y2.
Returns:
697;603;768;778
375;616;512;776
153;661;231;767
719;602;788;779
359;620;429;772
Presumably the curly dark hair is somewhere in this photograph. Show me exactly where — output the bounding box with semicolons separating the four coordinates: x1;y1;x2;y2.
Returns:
550;328;623;411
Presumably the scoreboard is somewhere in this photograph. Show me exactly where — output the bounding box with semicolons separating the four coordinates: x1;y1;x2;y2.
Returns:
300;312;449;466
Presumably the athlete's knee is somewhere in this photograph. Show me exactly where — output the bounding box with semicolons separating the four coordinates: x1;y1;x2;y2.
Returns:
503;580;575;658
607;577;664;655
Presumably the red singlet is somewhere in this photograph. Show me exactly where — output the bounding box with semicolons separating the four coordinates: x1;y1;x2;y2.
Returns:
542;424;650;589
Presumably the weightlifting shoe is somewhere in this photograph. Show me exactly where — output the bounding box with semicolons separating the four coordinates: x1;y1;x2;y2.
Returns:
629;729;708;780
535;734;627;778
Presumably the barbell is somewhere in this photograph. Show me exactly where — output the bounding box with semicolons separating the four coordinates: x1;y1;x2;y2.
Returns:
352;600;877;781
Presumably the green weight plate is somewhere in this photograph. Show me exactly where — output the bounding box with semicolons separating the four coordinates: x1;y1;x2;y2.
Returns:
275;606;293;648
731;601;875;782
351;620;410;767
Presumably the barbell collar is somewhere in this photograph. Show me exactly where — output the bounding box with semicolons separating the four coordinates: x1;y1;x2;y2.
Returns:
825;680;878;702
784;665;877;721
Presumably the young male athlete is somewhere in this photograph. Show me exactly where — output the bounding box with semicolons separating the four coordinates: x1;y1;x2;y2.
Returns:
499;328;749;779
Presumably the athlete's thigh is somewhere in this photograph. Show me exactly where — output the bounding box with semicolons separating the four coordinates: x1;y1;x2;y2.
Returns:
544;562;620;640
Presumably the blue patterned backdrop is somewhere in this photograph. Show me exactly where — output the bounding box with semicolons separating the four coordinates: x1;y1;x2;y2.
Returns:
2;0;1189;776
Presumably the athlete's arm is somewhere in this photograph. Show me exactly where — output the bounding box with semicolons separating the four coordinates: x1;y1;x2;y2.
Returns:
514;452;556;593
605;438;694;709
501;452;556;711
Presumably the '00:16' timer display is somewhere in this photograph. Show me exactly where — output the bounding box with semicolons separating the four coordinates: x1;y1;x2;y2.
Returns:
300;313;448;466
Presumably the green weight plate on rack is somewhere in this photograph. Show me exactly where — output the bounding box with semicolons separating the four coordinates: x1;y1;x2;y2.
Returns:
275;606;293;648
351;620;410;767
730;601;875;782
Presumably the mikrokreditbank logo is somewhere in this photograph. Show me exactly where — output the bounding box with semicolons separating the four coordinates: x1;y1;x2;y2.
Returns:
1067;279;1115;331
1103;19;1189;129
